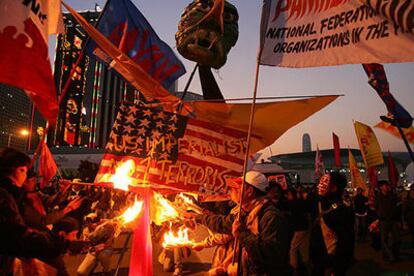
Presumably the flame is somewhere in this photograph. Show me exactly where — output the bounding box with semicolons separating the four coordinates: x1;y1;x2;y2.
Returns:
151;192;179;225
177;193;194;205
117;197;144;225
162;226;195;249
109;160;136;191
176;193;203;214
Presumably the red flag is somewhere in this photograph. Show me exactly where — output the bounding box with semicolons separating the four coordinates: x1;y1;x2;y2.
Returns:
40;143;58;188
387;152;399;187
333;133;341;167
367;167;378;188
0;0;63;124
315;146;325;181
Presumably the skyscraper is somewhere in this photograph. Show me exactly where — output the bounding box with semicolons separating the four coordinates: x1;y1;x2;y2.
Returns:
51;10;138;149
0;84;31;151
302;133;311;152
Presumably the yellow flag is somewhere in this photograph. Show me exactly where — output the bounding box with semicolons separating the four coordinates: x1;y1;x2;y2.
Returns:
348;149;368;191
354;121;384;168
192;95;339;153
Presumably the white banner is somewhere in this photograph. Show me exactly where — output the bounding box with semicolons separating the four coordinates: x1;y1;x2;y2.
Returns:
259;0;414;67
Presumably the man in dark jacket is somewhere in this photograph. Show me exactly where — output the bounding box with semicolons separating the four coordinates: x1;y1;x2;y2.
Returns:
0;148;85;274
353;187;368;241
376;180;401;262
194;171;292;275
311;172;355;276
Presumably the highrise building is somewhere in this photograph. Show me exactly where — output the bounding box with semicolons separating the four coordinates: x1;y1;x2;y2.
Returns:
302;133;311;152
49;10;139;149
0;84;31;151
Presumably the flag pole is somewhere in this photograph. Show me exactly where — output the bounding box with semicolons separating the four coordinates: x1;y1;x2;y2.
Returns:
176;63;199;113
180;63;199;101
232;55;262;275
394;121;414;162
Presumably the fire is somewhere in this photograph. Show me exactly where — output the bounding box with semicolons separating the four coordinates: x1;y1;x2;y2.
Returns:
162;226;195;249
151;192;179;225
117;197;144;225
176;193;203;214
177;193;194;205
109;160;136;191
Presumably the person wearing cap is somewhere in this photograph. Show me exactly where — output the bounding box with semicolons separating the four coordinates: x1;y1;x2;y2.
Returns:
0;148;87;274
375;180;401;262
403;185;414;250
310;171;355;276
193;170;292;275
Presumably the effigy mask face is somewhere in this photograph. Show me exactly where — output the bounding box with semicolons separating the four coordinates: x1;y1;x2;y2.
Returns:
176;0;239;69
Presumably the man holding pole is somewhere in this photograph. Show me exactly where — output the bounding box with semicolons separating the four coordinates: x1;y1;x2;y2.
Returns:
189;171;292;275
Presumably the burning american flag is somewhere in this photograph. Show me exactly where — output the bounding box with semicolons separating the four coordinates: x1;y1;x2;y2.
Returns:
95;102;247;196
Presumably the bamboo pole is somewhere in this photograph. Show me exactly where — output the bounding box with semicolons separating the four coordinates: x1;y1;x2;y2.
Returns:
232;58;262;276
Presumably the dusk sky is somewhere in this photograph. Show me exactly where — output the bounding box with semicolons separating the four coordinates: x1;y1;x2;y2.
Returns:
59;0;414;159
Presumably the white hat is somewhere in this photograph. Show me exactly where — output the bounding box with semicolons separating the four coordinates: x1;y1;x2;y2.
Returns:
245;171;269;192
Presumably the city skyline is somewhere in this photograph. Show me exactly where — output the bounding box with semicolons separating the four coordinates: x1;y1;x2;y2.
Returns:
53;0;414;159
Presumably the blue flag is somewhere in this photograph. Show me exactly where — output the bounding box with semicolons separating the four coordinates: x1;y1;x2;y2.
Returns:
362;64;413;128
86;0;186;89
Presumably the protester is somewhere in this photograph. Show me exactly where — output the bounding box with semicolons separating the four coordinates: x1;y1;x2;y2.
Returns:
353;187;368;242
0;148;85;274
22;175;84;230
190;201;236;276
310;172;355;276
366;201;381;251
192;170;292;275
376;180;401;262
285;188;312;275
192;231;234;275
403;185;414;250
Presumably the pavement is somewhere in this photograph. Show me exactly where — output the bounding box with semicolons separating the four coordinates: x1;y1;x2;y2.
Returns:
64;226;414;276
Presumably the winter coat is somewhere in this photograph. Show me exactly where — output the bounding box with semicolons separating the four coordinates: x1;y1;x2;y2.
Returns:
196;198;292;275
310;200;355;276
0;175;67;274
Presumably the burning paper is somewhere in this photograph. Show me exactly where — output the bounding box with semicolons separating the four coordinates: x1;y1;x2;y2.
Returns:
162;226;195;249
89;197;144;245
175;193;203;214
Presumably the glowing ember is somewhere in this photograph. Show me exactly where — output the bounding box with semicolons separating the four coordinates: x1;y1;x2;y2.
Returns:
117;198;144;225
109;160;136;191
151;192;179;225
162;226;195;249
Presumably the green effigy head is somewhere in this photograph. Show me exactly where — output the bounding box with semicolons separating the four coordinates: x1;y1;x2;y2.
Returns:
176;0;239;69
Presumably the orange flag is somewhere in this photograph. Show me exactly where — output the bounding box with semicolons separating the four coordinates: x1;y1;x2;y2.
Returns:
354;121;384;168
374;121;414;145
40;143;58;188
191;95;339;153
348;149;367;191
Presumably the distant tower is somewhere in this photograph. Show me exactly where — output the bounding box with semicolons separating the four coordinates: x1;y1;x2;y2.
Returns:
302;133;311;152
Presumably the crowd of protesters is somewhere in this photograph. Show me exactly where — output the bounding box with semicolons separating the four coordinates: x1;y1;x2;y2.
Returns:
176;171;414;276
1;147;414;276
0;148;135;275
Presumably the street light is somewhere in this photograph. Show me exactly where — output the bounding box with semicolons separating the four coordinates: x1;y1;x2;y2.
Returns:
7;129;29;147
